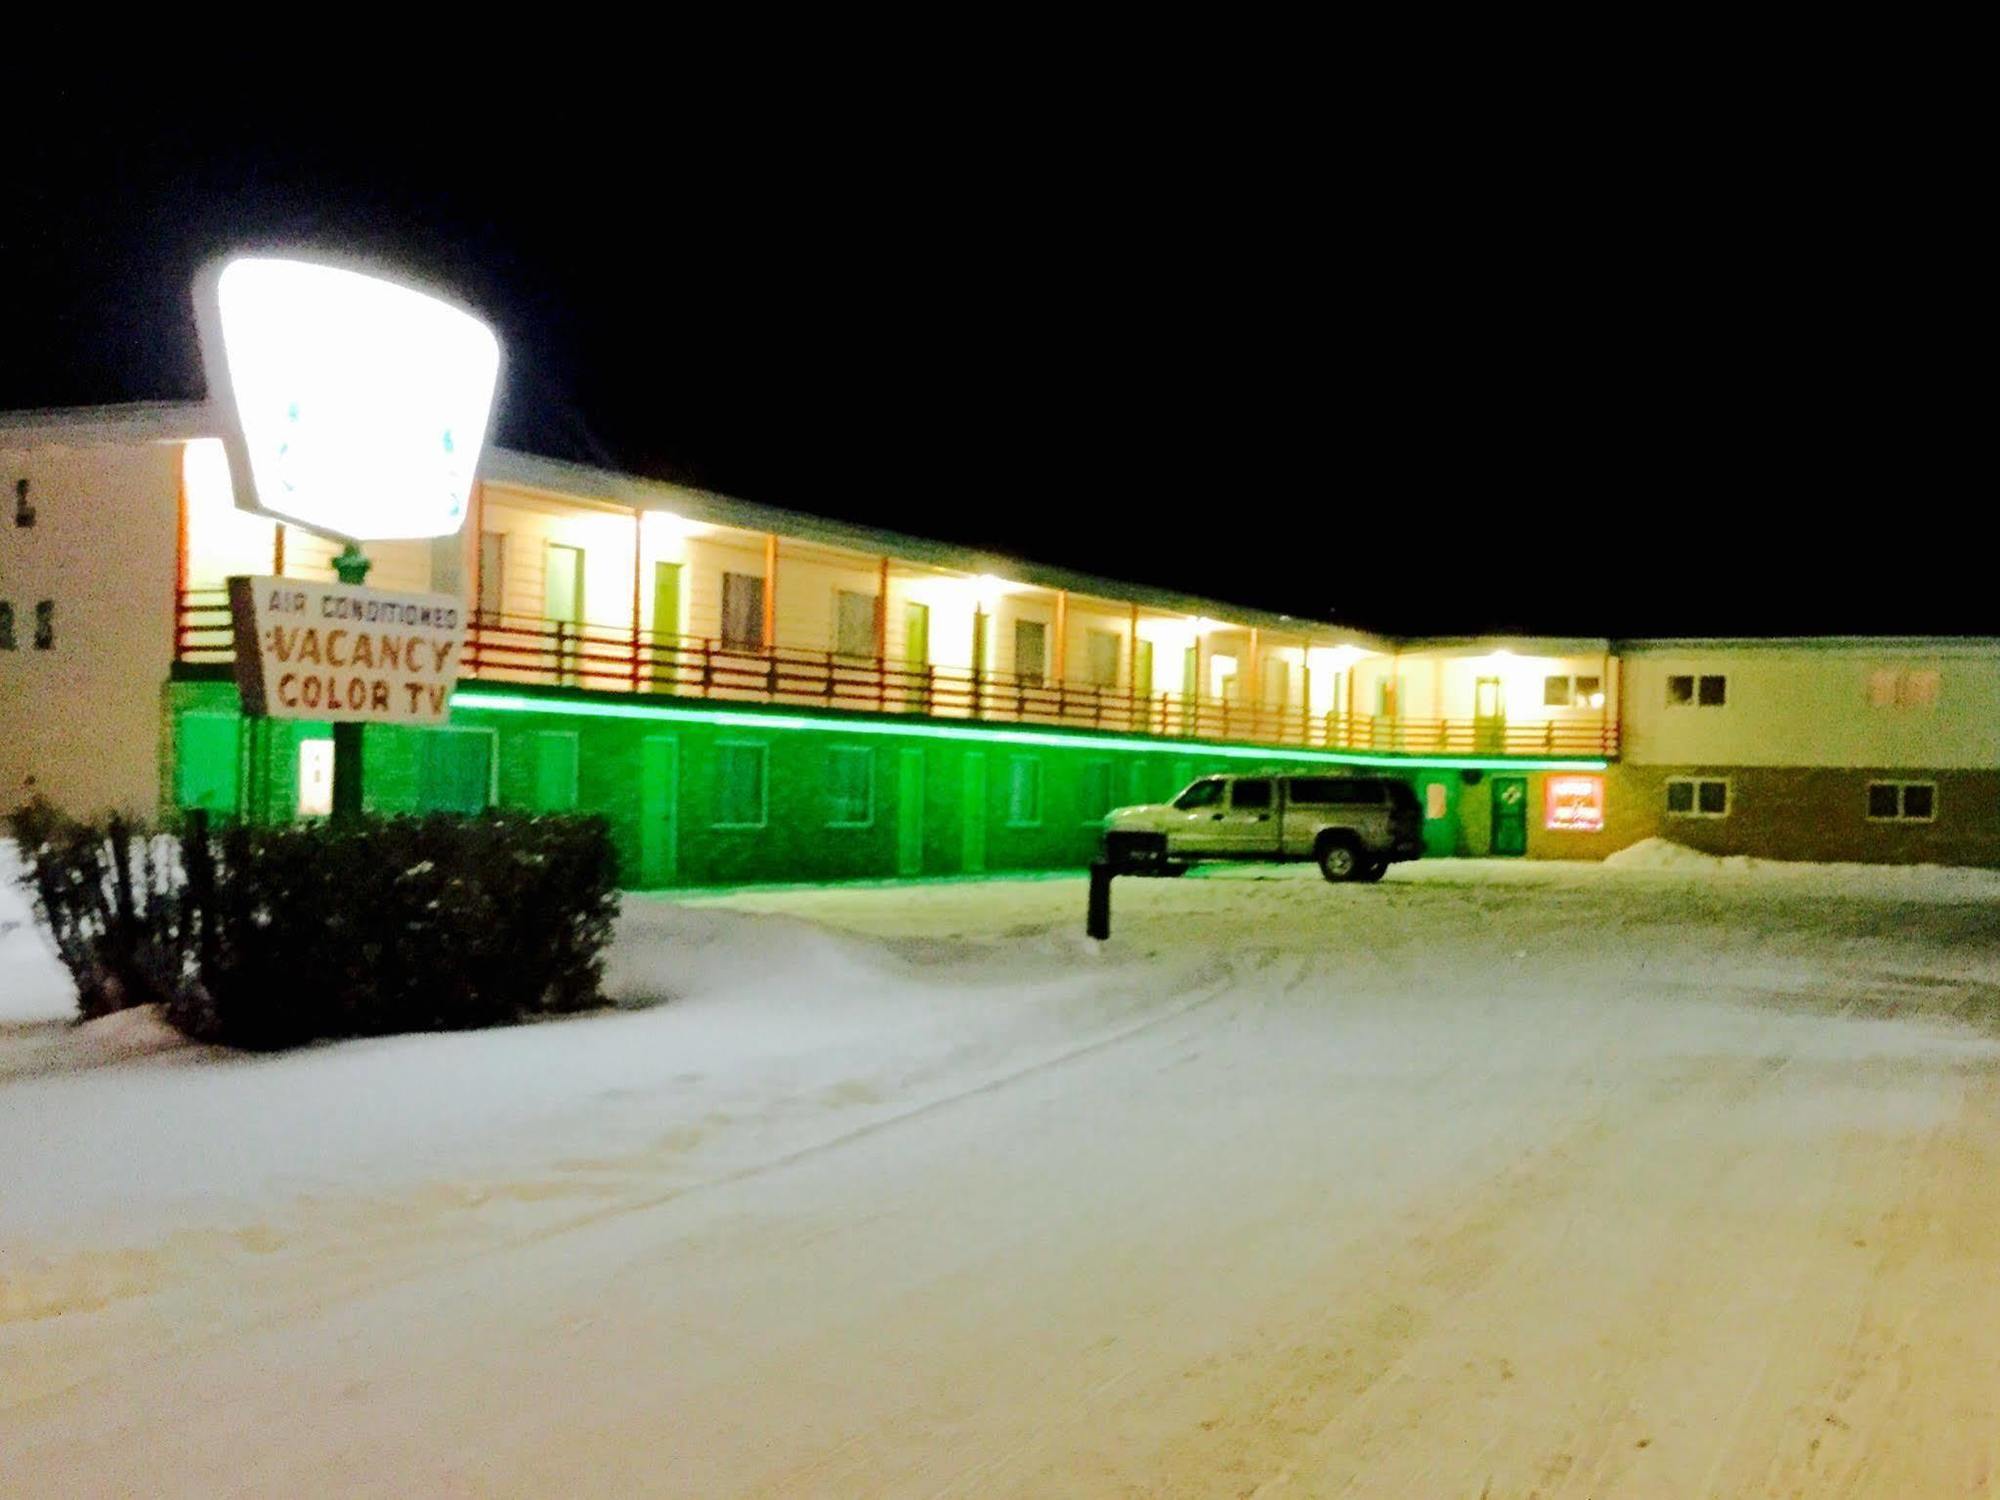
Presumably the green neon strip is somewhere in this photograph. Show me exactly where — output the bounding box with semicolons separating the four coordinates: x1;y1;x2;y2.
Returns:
451;687;1609;773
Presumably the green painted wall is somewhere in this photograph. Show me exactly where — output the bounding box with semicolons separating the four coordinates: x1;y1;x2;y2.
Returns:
163;677;1468;891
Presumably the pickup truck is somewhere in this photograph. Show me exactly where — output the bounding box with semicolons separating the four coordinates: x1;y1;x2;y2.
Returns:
1102;772;1425;882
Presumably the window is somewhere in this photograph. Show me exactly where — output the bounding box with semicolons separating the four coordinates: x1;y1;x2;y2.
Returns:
477;531;506;618
419;728;496;814
1086;630;1120;688
14;478;33;527
1870;668;1940;710
827;746;874;826
0;601;13;650
1007;756;1042;825
1174;777;1226;810
1575;675;1603;708
721;572;765;650
1080;761;1113;823
32;601;52;650
835;591;877;659
715;742;768;826
1665;777;1729;817
1667;673;1726;707
1544;675;1573;707
1014;620;1047;683
1867;781;1936;822
1231;778;1273;810
1134;638;1154;698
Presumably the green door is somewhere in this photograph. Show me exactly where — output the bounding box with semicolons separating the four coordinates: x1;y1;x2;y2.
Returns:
175;712;241;813
897;748;925;876
546;543;585;682
903;601;930;709
1414;771;1459;858
1474;675;1505;753
650;561;682;689
1491;775;1528;856
420;729;494;814
961;753;987;873
640;736;679;886
532;731;580;811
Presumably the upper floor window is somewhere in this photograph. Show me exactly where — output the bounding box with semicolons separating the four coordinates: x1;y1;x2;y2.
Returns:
1544;674;1573;707
1667;673;1726;707
0;601;14;650
1014;620;1047;684
721;572;766;651
835;590;877;659
1085;630;1120;688
33;601;52;650
1868;668;1940;709
14;478;33;528
1542;674;1605;709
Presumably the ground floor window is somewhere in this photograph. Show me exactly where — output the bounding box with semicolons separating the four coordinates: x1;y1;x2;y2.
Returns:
1867;781;1935;822
297;737;334;817
1080;761;1113;823
1665;777;1729;817
1007;756;1043;825
826;746;874;826
420;727;497;814
715;742;768;827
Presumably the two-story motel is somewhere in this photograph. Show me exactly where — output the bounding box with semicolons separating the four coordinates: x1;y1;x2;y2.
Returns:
5;402;1996;884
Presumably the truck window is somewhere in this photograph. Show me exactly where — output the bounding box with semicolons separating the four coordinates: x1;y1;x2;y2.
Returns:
1288;777;1339;805
1382;781;1419;811
1173;778;1226;810
1231;778;1273;810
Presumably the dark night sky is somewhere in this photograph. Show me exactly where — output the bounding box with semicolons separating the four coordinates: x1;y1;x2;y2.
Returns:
2;65;1977;640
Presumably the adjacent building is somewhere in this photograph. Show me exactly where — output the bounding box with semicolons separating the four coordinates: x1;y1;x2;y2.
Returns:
3;402;1990;882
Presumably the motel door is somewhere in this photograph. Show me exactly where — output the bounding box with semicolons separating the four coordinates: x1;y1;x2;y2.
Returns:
546;543;585;683
903;602;930;710
1490;775;1528;857
650;562;682;687
1474;676;1505;753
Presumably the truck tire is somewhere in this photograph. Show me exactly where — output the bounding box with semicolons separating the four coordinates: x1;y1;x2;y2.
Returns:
1355;858;1388;882
1317;834;1363;883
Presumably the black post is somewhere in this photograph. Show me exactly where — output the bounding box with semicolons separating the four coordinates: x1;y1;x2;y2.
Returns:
1086;859;1113;941
331;545;371;825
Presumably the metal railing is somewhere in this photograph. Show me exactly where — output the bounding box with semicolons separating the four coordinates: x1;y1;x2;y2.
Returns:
175;590;1621;758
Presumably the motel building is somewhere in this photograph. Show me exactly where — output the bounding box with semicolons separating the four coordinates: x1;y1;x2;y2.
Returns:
5;401;1999;885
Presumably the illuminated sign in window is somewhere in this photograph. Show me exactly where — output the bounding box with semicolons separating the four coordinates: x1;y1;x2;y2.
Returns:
1545;773;1605;832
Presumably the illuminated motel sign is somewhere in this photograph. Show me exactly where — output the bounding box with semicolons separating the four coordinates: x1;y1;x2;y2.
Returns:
195;255;499;734
1545;774;1606;832
194;255;501;543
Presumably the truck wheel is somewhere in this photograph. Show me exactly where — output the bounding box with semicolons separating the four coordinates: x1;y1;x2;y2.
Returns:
1317;835;1362;883
1355;859;1388;883
1158;861;1191;878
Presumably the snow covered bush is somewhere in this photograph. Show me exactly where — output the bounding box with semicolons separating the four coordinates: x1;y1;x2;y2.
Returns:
170;812;622;1049
7;798;190;1020
9;803;620;1048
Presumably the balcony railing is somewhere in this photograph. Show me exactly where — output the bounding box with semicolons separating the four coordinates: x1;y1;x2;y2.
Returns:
175;590;1620;759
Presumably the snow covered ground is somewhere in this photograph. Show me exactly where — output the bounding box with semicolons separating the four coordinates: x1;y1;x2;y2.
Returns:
5;848;2000;1495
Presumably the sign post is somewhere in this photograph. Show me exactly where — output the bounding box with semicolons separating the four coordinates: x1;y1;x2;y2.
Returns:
331;545;373;822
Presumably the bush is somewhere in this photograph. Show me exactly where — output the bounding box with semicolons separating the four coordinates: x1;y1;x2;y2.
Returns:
9;804;620;1049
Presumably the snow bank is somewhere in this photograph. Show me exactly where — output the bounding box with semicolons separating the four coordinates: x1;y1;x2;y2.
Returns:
1;842;75;1025
1605;837;1747;872
1605;835;2000;899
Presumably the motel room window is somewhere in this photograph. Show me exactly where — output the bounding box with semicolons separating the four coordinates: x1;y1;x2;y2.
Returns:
1665;777;1729;818
1667;673;1727;707
1080;761;1113;823
419;728;496;815
1575;675;1603;708
14;478;33;528
1134;638;1155;698
32;601;53;650
1086;630;1120;688
835;590;877;659
1014;620;1047;684
1007;756;1043;825
826;746;874;827
1544;675;1573;707
0;601;14;650
1550;674;1605;708
721;572;766;651
1867;781;1936;822
715;742;769;827
477;532;506;618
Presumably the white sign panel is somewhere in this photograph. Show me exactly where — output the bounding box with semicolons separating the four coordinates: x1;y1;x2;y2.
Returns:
229;576;466;724
196;256;500;542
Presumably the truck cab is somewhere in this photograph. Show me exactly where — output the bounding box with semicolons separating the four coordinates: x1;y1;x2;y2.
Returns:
1103;773;1424;882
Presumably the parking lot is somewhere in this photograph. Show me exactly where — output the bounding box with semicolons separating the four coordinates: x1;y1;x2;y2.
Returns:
6;854;2000;1496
